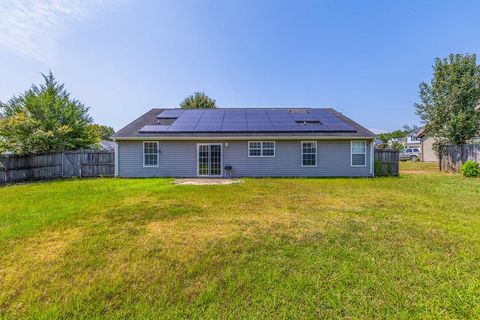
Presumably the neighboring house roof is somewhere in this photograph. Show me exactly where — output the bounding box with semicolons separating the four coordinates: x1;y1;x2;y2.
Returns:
112;108;375;139
408;127;422;137
416;128;427;138
98;141;116;150
388;137;404;143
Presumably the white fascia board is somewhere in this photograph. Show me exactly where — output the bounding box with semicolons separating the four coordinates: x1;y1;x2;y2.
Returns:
114;136;376;141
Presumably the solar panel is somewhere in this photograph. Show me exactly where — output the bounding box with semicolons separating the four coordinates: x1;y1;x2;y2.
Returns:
289;112;315;121
221;121;247;132
139;125;170;133
247;124;274;131
167;110;203;131
157;109;183;119
224;111;246;122
221;126;248;132
272;125;300;131
308;109;355;131
141;108;357;133
246;111;269;122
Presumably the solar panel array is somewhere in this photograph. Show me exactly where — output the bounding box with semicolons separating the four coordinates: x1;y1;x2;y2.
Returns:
138;109;356;133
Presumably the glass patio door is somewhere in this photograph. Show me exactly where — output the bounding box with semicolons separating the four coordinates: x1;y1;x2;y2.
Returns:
197;144;222;177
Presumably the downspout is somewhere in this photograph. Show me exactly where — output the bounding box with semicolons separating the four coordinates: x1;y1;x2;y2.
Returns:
370;139;375;177
114;139;119;177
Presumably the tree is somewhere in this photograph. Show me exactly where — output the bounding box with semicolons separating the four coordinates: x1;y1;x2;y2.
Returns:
378;129;407;144
91;124;115;141
0;71;100;155
180;92;216;109
415;54;480;156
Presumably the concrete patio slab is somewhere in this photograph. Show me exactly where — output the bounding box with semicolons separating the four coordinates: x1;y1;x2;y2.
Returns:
174;178;240;185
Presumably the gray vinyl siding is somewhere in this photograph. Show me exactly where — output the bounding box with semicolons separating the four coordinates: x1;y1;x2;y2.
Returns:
118;141;198;177
117;140;372;178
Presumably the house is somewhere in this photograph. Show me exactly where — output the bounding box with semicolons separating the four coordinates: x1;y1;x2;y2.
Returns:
112;108;376;178
416;128;437;162
406;128;422;148
374;138;383;148
417;128;480;163
98;140;116;151
388;137;405;147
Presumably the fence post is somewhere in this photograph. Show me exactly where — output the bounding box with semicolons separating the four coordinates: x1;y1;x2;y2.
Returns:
79;151;82;178
3;159;7;184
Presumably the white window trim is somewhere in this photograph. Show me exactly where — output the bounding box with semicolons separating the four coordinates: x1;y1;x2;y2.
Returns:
301;141;317;167
351;140;367;167
143;141;159;167
196;143;223;177
248;141;276;157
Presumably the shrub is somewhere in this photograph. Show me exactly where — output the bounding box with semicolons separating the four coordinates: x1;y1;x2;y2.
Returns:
460;160;480;177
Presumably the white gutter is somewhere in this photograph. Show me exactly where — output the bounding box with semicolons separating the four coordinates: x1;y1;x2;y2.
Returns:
113;136;376;141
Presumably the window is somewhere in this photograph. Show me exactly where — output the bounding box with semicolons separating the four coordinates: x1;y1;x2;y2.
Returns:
351;141;366;166
248;141;275;157
144;142;159;167
301;141;317;167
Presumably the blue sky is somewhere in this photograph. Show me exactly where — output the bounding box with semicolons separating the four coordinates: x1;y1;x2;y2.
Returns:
1;0;480;132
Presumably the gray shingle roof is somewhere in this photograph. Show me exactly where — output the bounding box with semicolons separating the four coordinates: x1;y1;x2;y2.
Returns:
112;108;375;139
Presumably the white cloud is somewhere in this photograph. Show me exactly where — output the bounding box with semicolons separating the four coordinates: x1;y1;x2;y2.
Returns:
0;0;114;63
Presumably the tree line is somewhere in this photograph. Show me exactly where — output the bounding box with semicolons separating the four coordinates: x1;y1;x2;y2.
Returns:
0;73;215;156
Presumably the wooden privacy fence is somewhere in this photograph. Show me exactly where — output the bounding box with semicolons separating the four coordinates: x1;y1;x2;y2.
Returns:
0;150;114;184
440;143;480;172
374;149;399;176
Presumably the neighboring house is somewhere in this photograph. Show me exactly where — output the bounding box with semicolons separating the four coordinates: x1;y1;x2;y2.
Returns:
388;137;405;147
406;128;422;148
416;129;437;162
112;108;376;178
374;138;383;148
417;128;480;163
98;140;116;151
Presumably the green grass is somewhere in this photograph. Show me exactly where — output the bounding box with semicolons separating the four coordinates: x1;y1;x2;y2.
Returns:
1;164;480;319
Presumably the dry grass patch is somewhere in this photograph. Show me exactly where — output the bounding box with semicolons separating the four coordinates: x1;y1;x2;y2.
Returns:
400;161;440;174
145;210;326;256
0;227;83;315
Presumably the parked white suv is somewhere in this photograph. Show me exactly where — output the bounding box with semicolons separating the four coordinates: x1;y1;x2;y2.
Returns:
399;148;421;161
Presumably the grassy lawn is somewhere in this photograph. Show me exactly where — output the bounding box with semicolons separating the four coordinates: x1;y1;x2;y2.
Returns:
1;164;480;319
400;161;440;174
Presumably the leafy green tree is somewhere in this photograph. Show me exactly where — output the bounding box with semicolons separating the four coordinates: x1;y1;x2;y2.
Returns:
0;71;100;155
415;54;480;156
91;124;115;141
180;92;216;109
378;129;407;144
